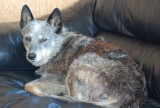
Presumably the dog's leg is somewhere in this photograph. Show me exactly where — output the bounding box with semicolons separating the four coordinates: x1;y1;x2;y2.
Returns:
24;75;79;102
24;75;68;97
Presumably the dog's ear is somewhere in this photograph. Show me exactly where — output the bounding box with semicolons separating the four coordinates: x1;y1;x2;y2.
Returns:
47;8;63;34
20;5;34;30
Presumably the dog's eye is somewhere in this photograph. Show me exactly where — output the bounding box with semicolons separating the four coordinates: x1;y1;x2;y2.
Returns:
25;37;31;42
39;38;47;43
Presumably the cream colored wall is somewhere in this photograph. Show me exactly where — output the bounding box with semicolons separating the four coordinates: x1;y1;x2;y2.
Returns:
0;0;78;22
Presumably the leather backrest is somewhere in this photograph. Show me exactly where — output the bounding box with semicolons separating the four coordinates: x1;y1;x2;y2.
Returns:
94;0;160;44
61;0;98;37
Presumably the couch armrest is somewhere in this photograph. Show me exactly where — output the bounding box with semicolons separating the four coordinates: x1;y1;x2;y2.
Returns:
0;22;34;70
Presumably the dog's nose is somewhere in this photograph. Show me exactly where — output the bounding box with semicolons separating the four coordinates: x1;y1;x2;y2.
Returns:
28;53;36;60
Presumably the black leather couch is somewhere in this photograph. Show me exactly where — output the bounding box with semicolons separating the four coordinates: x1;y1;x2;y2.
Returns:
1;0;160;108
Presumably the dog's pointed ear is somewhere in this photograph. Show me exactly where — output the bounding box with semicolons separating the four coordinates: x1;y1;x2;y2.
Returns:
47;8;63;34
20;5;34;30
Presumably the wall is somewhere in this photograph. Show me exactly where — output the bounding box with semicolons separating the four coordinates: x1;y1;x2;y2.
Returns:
0;0;78;22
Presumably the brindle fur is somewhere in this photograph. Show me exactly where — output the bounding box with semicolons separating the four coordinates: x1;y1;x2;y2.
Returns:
20;5;147;108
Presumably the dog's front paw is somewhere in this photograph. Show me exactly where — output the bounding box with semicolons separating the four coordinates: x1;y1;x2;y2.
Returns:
25;83;46;96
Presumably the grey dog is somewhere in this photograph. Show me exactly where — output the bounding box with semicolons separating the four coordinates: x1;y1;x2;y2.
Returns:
20;5;147;108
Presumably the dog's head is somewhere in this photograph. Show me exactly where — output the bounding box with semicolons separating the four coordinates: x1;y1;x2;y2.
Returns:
20;5;65;66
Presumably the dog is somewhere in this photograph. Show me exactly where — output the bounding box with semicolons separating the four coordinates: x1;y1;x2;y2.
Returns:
20;5;147;108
